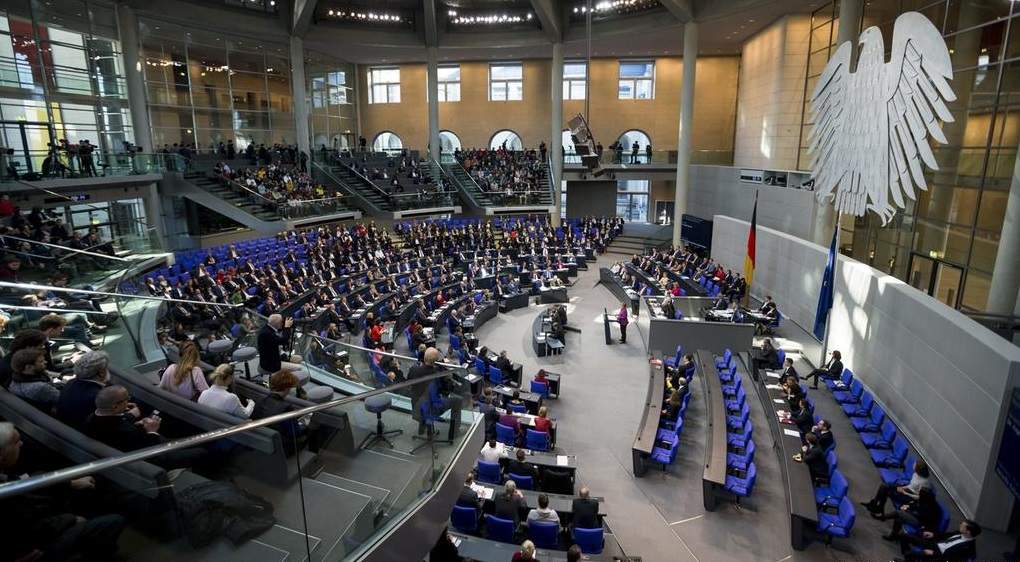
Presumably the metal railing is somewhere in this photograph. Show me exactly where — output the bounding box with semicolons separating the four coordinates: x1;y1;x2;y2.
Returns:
312;161;382;214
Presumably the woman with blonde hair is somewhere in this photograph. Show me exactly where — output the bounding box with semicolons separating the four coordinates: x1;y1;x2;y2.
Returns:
158;340;208;401
198;364;254;418
511;540;538;562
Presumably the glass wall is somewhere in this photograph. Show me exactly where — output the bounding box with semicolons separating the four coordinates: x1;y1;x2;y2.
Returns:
800;0;1020;312
306;51;356;152
140;21;294;151
0;0;132;174
617;179;649;222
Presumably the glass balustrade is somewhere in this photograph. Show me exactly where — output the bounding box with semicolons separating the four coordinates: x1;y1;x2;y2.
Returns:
0;362;480;562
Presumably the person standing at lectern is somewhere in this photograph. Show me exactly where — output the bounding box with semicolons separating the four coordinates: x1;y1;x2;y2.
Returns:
617;304;629;344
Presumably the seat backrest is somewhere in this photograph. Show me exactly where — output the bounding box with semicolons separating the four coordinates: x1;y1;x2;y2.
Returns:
508;472;534;490
530;380;549;397
832;469;849;497
451;505;478;532
477;460;502;483
870;405;886;425
881;419;897;442
860;392;874;411
892;436;909;461
826;449;838;470
495;422;516;445
776;349;786;366
936;501;950;533
473;356;487;374
489;366;503;385
528;520;559;549
838;496;856;527
851;380;864;397
526;429;550;451
485;515;515;542
573;527;604;554
842;369;854;386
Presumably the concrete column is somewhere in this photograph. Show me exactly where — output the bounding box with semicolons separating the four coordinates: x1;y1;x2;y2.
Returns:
811;0;862;246
987;148;1020;321
427;47;441;162
550;42;564;228
672;22;697;246
289;36;310;161
116;5;152;153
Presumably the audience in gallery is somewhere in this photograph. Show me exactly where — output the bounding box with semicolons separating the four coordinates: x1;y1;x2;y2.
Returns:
454;147;548;204
215;161;342;205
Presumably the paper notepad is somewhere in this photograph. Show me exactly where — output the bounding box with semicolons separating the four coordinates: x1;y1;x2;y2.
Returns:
783;429;801;438
557;455;569;466
451;537;462;547
470;484;494;500
765;384;783;390
773;398;786;404
766;372;781;379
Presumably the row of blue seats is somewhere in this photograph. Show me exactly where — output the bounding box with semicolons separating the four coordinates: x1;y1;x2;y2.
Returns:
715;350;757;499
451;509;605;555
651;356;694;469
826;369;952;537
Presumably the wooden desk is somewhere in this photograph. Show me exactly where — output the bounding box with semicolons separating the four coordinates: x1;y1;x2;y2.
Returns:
632;359;665;477
697;349;729;510
746;353;818;550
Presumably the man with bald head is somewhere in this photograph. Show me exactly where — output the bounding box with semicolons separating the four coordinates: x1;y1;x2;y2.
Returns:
570;485;601;530
407;346;463;440
257;313;303;375
86;385;207;470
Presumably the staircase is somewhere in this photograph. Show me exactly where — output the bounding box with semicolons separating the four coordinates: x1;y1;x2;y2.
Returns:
312;162;388;216
445;163;494;211
321;163;392;213
604;223;673;256
184;172;283;222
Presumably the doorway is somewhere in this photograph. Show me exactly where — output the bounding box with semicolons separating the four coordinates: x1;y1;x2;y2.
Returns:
908;253;964;308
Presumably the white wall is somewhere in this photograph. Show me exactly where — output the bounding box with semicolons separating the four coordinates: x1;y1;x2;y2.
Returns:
689;165;818;241
733;15;811;171
712;215;1020;531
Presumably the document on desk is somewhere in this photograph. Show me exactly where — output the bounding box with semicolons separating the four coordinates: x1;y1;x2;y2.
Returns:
471;484;494;500
773;398;786;404
465;374;481;383
765;384;783;390
783;428;801;438
557;455;569;466
765;371;781;379
451;536;462;547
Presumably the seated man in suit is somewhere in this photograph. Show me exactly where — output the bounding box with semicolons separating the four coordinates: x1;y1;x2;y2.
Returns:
797;432;829;485
752;338;781;371
570;486;601;530
56;351;131;430
506;448;540;484
456;471;483;509
901;519;980;562
812;419;834;451
804;350;843;389
86;385;207;470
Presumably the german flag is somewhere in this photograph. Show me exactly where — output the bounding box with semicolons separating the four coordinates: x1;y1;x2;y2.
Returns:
743;191;758;302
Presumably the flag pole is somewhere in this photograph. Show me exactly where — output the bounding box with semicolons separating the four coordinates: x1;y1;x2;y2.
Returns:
819;220;839;367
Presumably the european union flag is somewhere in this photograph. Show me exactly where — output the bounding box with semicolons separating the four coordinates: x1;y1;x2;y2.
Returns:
813;227;838;341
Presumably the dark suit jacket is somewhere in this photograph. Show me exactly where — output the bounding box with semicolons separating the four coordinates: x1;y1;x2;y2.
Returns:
571;498;600;529
86;413;163;452
827;359;844;379
493;493;526;525
257;325;289;372
815;430;834;451
55;379;104;430
803;445;829;482
506;459;539;482
456;485;480;508
929;534;976;562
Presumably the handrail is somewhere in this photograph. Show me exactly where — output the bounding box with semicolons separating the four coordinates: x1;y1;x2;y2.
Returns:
0;280;243;308
312;161;382;213
0;367;454;498
446;162;487;207
222;174;279;206
0;234;128;262
308;332;464;372
340;162;394;200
